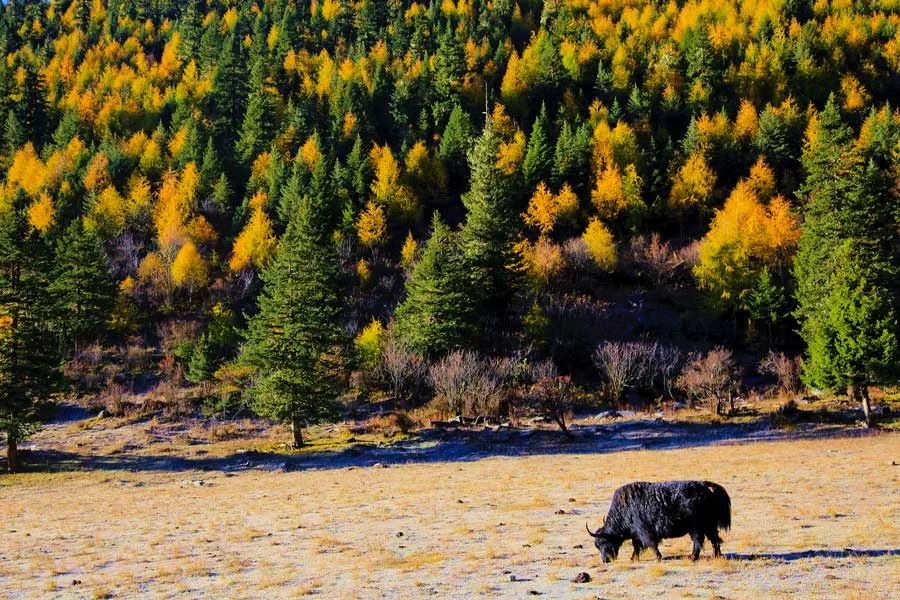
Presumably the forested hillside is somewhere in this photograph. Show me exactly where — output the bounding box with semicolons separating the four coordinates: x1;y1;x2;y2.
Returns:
1;0;898;462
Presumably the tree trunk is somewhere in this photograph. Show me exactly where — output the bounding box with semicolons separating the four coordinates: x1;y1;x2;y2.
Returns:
850;385;873;428
6;432;18;473
860;386;873;428
290;417;303;449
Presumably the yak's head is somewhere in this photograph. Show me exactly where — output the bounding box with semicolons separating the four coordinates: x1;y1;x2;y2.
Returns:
586;522;622;563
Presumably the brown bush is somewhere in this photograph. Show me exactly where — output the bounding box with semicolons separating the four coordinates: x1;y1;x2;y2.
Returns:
427;351;506;420
354;412;415;437
156;320;200;356
526;360;574;434
758;350;802;396
379;337;428;407
96;378;128;417
63;344;108;391
593;340;682;404
625;233;686;286
676;347;739;415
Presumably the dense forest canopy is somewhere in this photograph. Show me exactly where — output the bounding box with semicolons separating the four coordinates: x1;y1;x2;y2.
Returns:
0;0;898;458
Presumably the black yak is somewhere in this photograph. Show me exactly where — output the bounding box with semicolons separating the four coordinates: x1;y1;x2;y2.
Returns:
586;480;731;562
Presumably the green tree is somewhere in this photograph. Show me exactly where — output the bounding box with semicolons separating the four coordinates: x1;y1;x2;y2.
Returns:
459;122;522;338
240;161;348;447
795;98;900;426
522;103;552;191
801;244;898;426
0;208;61;471
439;104;474;191
394;215;476;355
50;221;116;353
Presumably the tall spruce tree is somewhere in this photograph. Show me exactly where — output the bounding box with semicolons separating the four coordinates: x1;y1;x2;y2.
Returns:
439;104;474;191
240;161;347;447
0;207;60;471
50;221;116;354
794;98;900;426
522;103;553;191
394;215;477;355
458;121;522;343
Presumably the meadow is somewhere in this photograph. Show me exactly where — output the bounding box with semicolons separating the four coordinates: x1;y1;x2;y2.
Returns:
2;428;897;599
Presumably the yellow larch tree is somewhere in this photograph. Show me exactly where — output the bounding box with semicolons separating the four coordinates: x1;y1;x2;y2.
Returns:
356;201;388;248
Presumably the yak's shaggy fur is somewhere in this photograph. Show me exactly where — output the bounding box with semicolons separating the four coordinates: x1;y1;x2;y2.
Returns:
587;480;731;562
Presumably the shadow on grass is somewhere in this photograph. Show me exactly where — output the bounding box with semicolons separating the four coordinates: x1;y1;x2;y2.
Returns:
725;548;900;561
10;416;885;474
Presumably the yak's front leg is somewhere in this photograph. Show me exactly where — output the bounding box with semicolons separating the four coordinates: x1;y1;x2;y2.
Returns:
637;531;662;561
630;539;643;561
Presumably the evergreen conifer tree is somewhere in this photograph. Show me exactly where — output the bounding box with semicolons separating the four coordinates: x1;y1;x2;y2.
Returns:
0;207;61;471
240;161;348;447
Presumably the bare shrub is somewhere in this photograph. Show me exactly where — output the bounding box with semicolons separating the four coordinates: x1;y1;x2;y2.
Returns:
626;233;684;286
63;343;107;391
379;338;428;407
676;240;701;269
97;378;128;417
156;320;200;356
593;340;681;404
123;339;155;375
649;343;683;399
677;347;739;415
526;359;574;435
594;341;648;404
427;351;506;419
561;237;591;273
352;412;415;437
759;350;802;396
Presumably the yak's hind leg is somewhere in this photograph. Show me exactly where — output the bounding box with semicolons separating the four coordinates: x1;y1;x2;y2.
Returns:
630;539;643;561
689;532;705;561
707;529;723;558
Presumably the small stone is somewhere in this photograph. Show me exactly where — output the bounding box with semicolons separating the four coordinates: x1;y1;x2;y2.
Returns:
555;509;566;515
72;580;82;586
568;498;576;503
507;574;516;582
457;499;465;504
571;572;591;583
572;544;583;549
528;591;542;596
396;531;404;537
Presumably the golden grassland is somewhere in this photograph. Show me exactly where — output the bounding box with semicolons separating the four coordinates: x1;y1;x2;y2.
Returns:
1;432;898;599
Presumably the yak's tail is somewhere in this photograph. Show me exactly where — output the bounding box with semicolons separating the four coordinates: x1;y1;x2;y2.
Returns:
704;481;731;531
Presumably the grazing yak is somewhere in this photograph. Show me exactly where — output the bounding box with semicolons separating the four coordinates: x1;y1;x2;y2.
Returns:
586;481;731;562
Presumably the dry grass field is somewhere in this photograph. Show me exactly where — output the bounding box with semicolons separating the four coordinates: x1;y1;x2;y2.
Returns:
1;427;898;599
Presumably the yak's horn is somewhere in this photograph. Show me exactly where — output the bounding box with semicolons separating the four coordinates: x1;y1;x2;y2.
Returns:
585;521;601;537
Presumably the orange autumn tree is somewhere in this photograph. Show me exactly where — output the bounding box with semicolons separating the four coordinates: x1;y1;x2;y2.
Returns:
694;179;800;312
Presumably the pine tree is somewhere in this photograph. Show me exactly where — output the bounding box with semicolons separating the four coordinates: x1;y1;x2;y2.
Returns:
458;122;522;342
236;32;276;162
4;109;23;156
240;161;348;447
49;221;116;353
0;207;61;472
394;215;477;355
795;98;900;426
552;120;592;192
801;243;898;426
186;333;212;384
17;62;49;147
747;268;787;342
439;104;474;191
522;103;553;191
